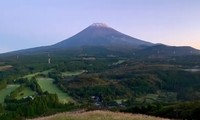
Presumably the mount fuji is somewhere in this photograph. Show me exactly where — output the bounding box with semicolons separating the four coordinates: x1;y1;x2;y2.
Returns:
1;23;200;56
51;23;153;49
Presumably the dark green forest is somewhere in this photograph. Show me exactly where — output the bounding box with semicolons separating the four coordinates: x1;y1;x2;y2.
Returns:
1;50;200;119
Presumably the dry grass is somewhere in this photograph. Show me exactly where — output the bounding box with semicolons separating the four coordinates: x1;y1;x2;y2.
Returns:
0;65;13;71
28;110;169;120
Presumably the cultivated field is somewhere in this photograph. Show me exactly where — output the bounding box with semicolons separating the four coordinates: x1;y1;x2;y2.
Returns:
37;77;72;103
29;110;169;120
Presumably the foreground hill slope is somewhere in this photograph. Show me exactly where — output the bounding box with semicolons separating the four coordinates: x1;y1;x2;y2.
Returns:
29;110;169;120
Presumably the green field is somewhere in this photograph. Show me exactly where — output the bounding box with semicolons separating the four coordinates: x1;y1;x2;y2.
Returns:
41;69;54;75
136;94;159;103
112;60;125;65
23;73;40;80
0;84;20;103
115;99;127;104
15;87;36;100
37;77;72;103
62;70;86;77
23;69;53;80
136;92;177;103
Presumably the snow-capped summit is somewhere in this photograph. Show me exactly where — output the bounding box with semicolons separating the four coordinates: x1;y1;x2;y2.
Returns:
90;23;109;28
51;23;153;49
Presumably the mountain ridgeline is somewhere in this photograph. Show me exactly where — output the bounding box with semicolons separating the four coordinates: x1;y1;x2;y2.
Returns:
52;23;153;49
1;23;200;57
1;23;200;120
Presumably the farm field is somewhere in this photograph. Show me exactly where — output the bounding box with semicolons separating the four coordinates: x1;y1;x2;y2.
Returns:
0;84;19;103
29;110;169;120
37;77;72;103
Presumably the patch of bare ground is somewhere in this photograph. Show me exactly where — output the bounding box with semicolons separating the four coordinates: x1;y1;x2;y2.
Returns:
0;65;13;71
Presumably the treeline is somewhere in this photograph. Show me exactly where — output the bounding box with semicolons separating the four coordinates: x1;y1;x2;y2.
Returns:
4;78;43;103
59;75;132;106
0;69;21;83
0;76;78;120
104;66;200;101
15;78;43;94
154;70;200;101
122;100;200;119
0;80;7;90
0;93;77;120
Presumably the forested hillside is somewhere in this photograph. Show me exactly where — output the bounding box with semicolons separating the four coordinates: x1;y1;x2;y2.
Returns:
1;49;200;119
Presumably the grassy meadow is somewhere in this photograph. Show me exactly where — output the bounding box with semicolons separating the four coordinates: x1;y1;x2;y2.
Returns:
15;87;36;100
29;110;169;120
23;73;40;80
23;69;53;80
37;77;72;103
112;60;125;65
0;84;19;103
62;70;85;77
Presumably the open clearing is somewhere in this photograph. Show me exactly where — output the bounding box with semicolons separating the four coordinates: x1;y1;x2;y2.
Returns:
23;69;53;80
0;65;13;71
135;91;177;104
37;77;72;103
29;110;169;120
62;70;85;77
23;73;40;80
0;84;20;103
15;87;36;100
136;94;159;103
112;60;126;65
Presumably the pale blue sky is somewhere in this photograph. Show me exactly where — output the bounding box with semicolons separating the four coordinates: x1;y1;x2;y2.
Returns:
0;0;200;53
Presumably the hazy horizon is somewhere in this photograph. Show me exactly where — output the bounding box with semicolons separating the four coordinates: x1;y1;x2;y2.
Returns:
1;0;200;53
